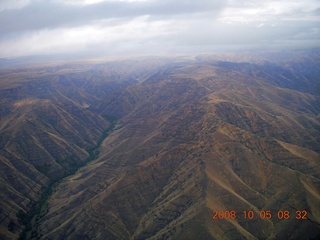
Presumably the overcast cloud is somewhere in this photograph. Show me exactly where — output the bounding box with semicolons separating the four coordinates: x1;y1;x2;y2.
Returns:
0;0;319;58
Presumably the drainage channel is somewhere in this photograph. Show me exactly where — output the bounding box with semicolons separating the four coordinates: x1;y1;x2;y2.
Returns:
18;117;117;240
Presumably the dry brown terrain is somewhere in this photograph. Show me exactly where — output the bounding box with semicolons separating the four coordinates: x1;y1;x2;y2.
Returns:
0;51;319;239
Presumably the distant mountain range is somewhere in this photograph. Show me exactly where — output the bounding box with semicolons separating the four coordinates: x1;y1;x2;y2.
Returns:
0;51;319;239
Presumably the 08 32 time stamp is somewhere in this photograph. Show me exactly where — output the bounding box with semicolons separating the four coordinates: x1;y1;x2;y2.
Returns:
212;210;307;220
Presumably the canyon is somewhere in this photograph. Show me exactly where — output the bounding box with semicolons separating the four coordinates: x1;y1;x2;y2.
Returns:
0;51;319;239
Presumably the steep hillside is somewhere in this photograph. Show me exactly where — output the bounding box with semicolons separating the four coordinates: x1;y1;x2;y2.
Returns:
24;52;320;239
0;58;170;239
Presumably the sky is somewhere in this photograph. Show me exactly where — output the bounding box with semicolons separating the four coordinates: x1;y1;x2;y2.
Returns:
0;0;319;59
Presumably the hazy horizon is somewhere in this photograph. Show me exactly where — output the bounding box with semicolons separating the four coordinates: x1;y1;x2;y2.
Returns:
0;0;319;60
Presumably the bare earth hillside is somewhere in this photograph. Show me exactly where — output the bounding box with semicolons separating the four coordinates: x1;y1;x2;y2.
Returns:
0;51;319;239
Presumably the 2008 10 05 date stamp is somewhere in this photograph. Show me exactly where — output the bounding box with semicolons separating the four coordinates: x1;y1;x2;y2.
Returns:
212;210;307;220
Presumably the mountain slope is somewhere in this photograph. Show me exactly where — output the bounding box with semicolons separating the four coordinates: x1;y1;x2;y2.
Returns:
29;53;320;239
0;58;170;239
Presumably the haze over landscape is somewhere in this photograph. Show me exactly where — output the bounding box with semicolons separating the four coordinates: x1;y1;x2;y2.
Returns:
0;1;320;240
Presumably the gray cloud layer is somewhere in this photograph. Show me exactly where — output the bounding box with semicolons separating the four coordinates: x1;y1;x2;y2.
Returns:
0;0;223;35
0;0;319;58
